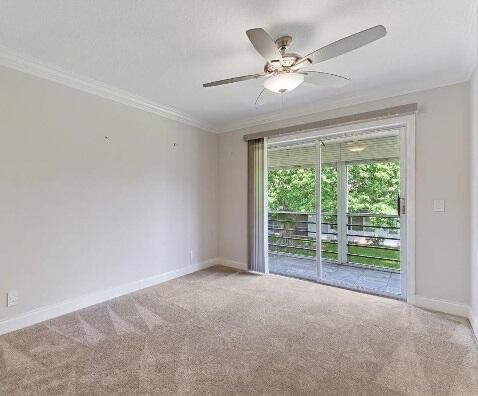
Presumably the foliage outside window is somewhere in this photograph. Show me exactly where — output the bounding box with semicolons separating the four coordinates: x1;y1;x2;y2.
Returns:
268;167;338;213
268;162;399;215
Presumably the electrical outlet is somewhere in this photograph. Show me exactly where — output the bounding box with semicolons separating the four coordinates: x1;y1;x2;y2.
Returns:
190;250;195;263
7;290;19;307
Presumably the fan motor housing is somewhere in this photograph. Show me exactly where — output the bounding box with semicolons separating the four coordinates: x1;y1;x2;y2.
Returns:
264;53;301;73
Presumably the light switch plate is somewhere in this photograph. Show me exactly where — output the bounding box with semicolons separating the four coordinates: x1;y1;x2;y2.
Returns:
433;199;445;212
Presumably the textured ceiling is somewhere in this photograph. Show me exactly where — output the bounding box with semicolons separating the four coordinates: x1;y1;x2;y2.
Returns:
0;0;476;130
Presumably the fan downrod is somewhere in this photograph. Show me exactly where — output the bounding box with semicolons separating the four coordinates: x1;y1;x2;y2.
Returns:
275;35;292;52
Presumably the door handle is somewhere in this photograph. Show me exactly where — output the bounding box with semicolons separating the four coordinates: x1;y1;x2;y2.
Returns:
397;195;406;216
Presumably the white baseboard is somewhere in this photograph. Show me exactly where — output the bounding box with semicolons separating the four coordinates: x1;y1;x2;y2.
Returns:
413;295;470;318
215;257;248;271
5;259;474;341
470;311;478;341
0;259;217;336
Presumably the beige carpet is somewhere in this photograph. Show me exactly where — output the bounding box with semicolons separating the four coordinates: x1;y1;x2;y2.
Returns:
1;265;477;395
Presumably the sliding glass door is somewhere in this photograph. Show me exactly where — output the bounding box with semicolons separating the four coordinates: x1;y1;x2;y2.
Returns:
267;130;404;298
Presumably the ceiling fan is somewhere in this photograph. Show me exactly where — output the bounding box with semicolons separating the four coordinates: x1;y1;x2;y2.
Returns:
203;25;386;105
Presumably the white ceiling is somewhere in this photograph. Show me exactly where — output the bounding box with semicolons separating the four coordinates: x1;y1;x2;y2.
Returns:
0;1;476;131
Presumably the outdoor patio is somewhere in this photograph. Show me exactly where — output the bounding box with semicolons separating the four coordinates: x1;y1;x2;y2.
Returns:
269;254;401;297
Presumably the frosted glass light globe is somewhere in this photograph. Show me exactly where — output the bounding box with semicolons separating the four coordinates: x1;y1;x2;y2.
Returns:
346;142;366;152
264;72;304;93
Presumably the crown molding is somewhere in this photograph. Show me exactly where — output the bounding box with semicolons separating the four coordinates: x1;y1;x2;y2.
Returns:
0;46;471;136
0;46;218;133
217;73;471;134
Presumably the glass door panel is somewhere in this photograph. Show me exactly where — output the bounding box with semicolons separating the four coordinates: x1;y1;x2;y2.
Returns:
346;161;401;271
345;160;401;296
317;133;402;297
267;142;318;281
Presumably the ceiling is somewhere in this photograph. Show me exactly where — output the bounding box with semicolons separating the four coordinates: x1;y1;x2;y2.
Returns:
0;1;476;131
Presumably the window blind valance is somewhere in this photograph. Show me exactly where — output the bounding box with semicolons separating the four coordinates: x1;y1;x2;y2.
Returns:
244;103;417;141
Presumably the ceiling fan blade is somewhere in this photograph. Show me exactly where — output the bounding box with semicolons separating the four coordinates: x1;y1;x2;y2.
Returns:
293;25;386;68
203;73;265;87
300;71;350;88
246;28;283;62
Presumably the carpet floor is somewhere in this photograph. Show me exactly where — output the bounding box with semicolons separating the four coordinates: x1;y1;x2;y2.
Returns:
1;265;477;395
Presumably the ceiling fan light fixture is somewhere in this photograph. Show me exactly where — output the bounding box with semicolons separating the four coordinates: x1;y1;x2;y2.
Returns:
264;72;304;93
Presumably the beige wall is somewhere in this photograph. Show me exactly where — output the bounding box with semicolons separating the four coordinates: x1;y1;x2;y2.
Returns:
218;82;470;305
0;60;472;325
0;65;218;321
470;68;478;330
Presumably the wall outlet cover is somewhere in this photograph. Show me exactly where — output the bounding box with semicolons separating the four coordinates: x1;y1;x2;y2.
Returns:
7;290;19;307
433;199;445;212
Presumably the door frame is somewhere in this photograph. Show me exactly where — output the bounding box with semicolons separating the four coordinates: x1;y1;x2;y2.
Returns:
314;140;322;280
267;114;416;302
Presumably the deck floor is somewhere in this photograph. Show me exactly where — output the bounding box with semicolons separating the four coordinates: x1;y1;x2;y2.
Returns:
269;254;401;297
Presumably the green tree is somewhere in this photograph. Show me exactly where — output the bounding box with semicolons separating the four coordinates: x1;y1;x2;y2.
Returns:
268;168;316;212
321;167;337;213
347;162;399;214
268;161;399;216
